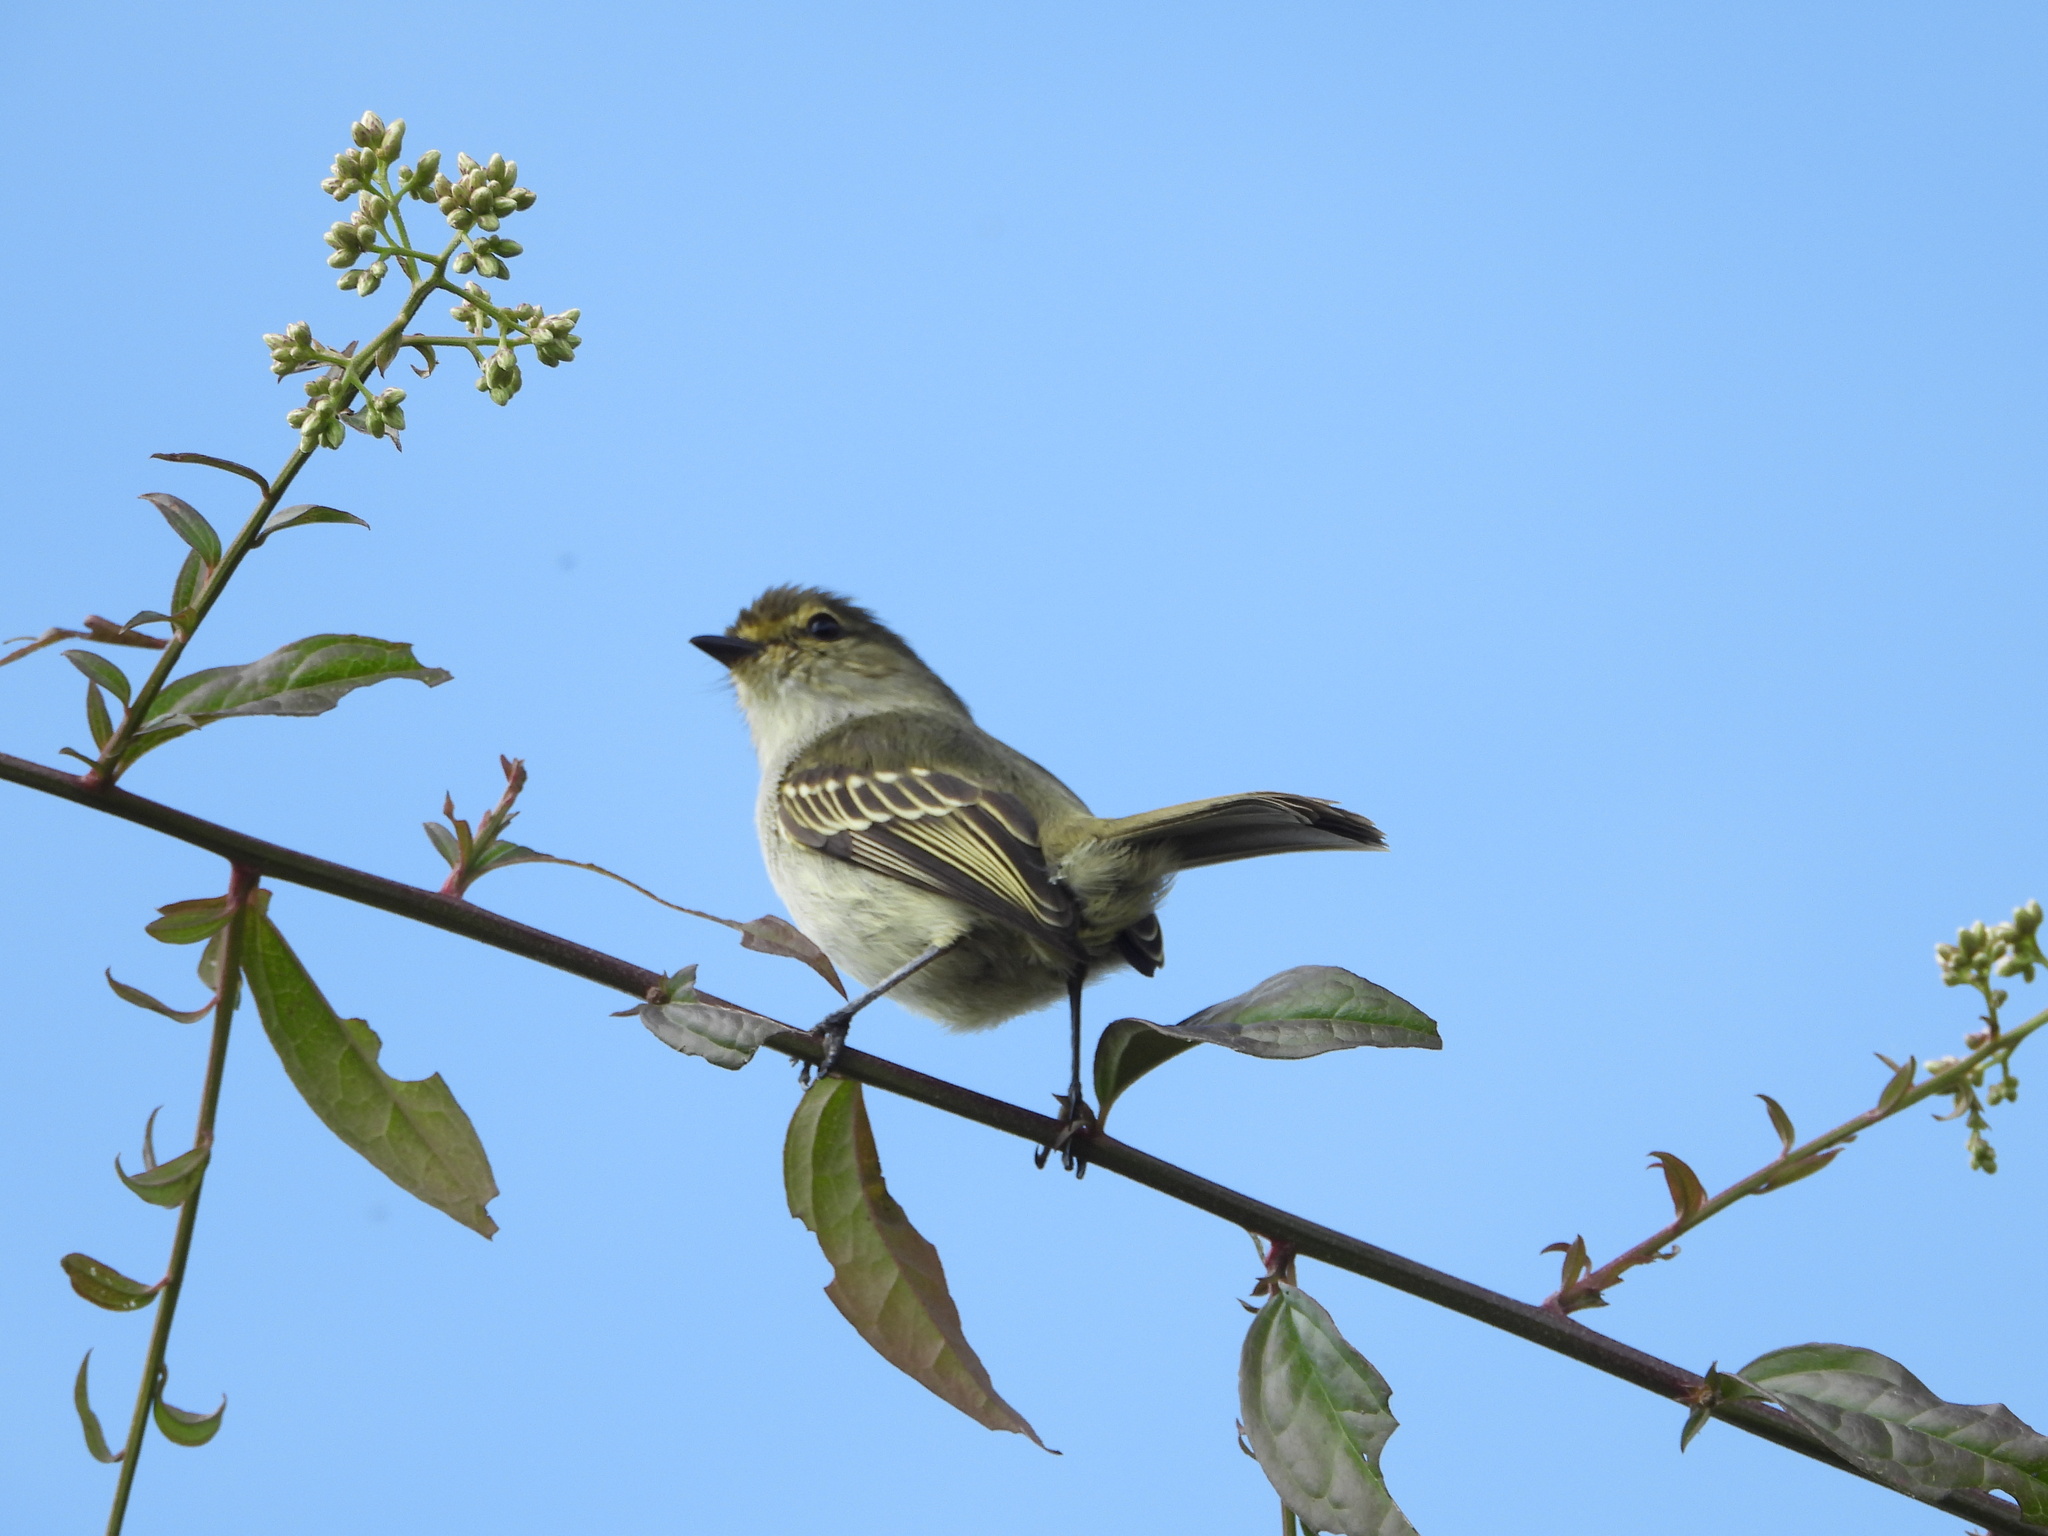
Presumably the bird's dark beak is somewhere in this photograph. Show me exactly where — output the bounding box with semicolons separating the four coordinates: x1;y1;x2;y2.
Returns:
691;633;765;668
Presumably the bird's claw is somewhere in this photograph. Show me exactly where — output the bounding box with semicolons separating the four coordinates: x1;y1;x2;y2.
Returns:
801;1017;851;1087
1033;1090;1096;1177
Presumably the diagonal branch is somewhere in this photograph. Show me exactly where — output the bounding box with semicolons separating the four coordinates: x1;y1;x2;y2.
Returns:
0;749;2038;1536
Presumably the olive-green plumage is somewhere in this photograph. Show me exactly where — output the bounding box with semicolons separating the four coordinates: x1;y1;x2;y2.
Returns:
694;585;1384;1031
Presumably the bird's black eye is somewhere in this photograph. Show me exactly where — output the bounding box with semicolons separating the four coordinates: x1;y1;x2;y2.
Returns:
805;613;844;639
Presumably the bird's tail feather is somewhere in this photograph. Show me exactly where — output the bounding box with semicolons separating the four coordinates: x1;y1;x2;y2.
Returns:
1096;793;1384;869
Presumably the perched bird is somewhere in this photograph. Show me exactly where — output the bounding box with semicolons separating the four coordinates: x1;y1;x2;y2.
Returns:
692;585;1383;1166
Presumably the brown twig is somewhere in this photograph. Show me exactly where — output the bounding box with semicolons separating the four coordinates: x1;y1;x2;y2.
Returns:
2;748;2039;1536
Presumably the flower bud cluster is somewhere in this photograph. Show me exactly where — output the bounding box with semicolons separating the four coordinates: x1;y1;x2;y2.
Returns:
431;152;536;233
523;306;582;367
339;259;389;296
1937;902;2045;994
349;387;409;439
262;321;325;379
451;235;525;280
321;111;407;199
478;346;523;406
285;378;348;451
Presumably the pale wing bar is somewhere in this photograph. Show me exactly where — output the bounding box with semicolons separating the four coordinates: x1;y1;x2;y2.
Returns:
779;765;1080;949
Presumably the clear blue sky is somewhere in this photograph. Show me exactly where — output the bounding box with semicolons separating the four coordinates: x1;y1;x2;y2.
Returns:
4;4;2044;1533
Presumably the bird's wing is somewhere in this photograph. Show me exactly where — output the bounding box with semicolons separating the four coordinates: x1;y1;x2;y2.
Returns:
777;764;1082;955
1097;793;1385;870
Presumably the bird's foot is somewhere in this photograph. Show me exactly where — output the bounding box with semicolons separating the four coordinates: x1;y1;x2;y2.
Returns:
1033;1090;1097;1177
800;1011;853;1087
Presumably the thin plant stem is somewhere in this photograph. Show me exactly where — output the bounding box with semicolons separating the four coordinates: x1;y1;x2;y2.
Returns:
103;864;256;1536
87;245;458;785
1549;1010;2047;1313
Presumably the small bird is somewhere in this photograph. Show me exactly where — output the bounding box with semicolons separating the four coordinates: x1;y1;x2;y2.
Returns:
692;586;1384;1167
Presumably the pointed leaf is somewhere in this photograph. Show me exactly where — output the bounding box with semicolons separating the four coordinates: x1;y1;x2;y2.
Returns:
105;970;211;1023
468;839;555;876
1737;1343;2048;1520
1877;1055;1919;1112
85;681;112;750
195;930;230;993
641;999;791;1070
61;1252;164;1311
140;493;222;564
239;902;498;1237
784;1077;1048;1448
117;1143;209;1208
422;821;461;868
1239;1282;1417;1536
74;1352;124;1464
152;1372;225;1447
1648;1151;1709;1222
1758;1094;1796;1155
138;634;451;740
1541;1234;1591;1291
151;450;272;496
147;896;231;945
256;503;370;545
1137;967;1441;1061
1753;1148;1843;1193
1093;1017;1200;1124
169;549;207;626
736;915;847;996
64;650;132;705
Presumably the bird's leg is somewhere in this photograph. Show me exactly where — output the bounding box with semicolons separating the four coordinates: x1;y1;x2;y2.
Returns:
1034;969;1096;1176
803;942;953;1085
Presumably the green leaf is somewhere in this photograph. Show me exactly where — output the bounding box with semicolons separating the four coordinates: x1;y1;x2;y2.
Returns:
195;930;230;994
169;549;207;627
784;1078;1048;1448
105;969;211;1023
85;681;113;750
468;839;553;877
137;634;452;741
140;493;222;565
63;649;132;705
422;820;461;868
1753;1148;1843;1193
150;450;272;496
1757;1093;1796;1155
74;1352;124;1464
1140;966;1441;1061
1093;1016;1200;1125
641;998;791;1070
1737;1343;2048;1519
147;896;232;945
1877;1055;1919;1112
238;902;498;1237
152;1371;225;1447
1647;1151;1709;1222
612;965;700;1015
117;1143;209;1208
1239;1282;1416;1536
1541;1234;1592;1292
61;1252;164;1311
256;503;370;545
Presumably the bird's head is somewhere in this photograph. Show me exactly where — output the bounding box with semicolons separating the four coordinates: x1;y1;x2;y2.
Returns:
692;587;968;749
